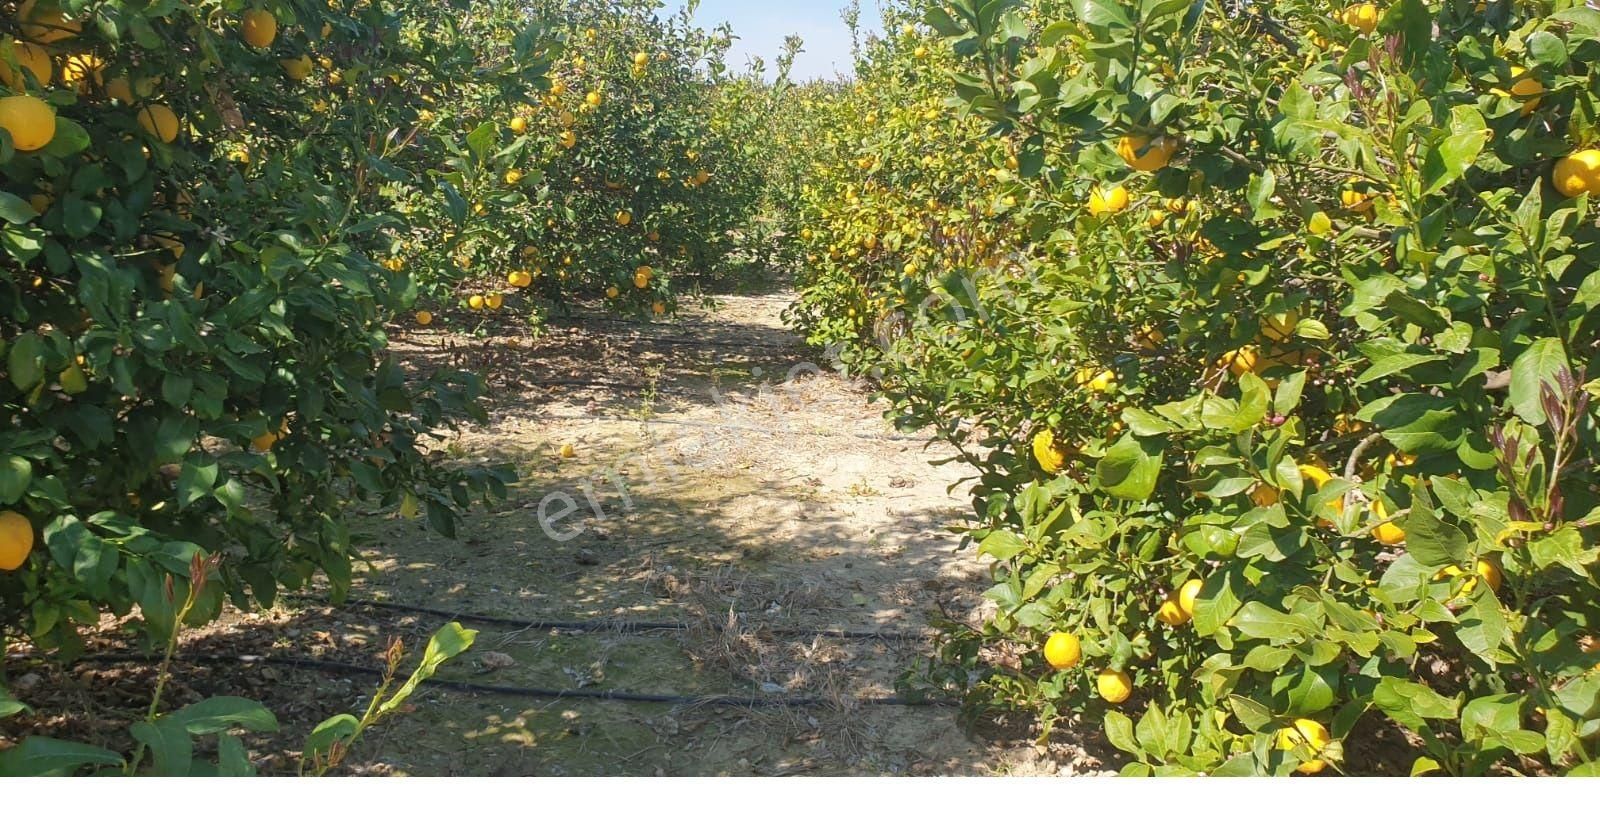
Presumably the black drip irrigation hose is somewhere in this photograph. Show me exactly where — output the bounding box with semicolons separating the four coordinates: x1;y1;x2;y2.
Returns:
571;413;930;443
322;595;937;643
62;653;956;708
548;328;807;353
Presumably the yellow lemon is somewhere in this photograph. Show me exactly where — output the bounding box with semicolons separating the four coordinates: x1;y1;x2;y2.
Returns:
1276;718;1332;774
509;116;527;134
467;294;485;310
1261;310;1300;342
1506;65;1543;115
1074;366;1116;392
606;286;620;299
0;510;35;572
485;292;503;310
0;93;55;151
280;55;312;81
1087;184;1129;216
1116;134;1180;172
240;8;277;49
414;310;434;326
1032;428;1070;474
560;129;576;148
1553;150;1600;198
1222;345;1261;377
1371;498;1406;546
1157;598;1188;626
1343;3;1378;34
1177;578;1203;618
0;39;52;87
1097;669;1133;703
1043;632;1082;670
585;90;602;107
137;103;179;143
17;0;81;45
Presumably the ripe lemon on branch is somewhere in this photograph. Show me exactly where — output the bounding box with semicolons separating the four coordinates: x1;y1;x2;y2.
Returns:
1553;150;1600;198
1043;632;1081;670
0;510;34;572
1087;184;1128;216
0;39;52;87
1097;669;1133;703
0;93;56;151
1032;427;1070;473
1370;498;1406;546
16;0;81;45
1116;134;1180;172
137;103;179;143
1276;718;1332;774
241;8;277;49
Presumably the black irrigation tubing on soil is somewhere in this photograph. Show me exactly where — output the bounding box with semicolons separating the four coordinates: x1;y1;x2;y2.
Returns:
312;595;938;643
590;333;809;352
572;413;931;443
64;654;955;709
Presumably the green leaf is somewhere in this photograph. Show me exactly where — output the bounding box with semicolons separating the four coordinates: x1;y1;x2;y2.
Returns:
305;713;361;764
1420;106;1487;195
1401;488;1465;568
1103;710;1140;756
0;454;32;504
1227;695;1274;732
377;622;477;714
1231;602;1317;642
0;736;123;776
1095;434;1164;501
1456;587;1509;665
6;332;45;392
1191;564;1243;636
175;461;218;510
0;683;25;719
0;190;39;224
167;696;279;735
1410;756;1442;776
1508;337;1568;426
130;717;195;776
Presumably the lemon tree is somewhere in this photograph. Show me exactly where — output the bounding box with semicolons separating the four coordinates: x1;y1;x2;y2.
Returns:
0;0;555;655
787;0;1600;775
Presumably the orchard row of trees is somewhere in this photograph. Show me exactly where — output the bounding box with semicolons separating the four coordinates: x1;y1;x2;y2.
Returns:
1;0;790;772
780;0;1600;776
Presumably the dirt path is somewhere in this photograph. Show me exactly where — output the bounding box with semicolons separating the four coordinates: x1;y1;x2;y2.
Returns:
5;284;1104;776
340;286;1076;775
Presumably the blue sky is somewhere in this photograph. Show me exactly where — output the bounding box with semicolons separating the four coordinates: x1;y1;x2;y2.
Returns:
659;0;885;81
